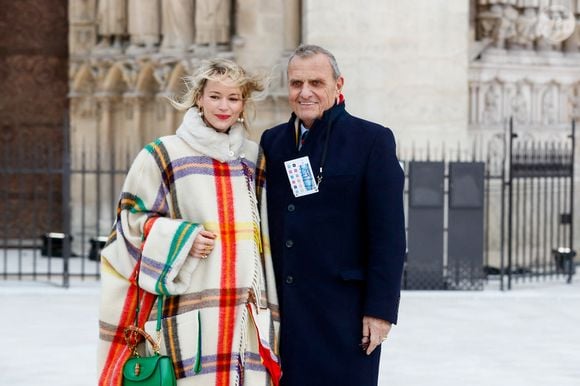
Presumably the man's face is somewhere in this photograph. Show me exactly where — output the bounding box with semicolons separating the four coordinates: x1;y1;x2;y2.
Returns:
287;53;344;128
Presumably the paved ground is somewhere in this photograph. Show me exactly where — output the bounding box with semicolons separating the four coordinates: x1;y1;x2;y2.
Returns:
1;278;579;386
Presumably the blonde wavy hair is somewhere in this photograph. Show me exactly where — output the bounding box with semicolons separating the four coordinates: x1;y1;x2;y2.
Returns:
170;58;266;128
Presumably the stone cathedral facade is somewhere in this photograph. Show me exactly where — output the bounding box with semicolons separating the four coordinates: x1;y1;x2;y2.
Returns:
68;0;580;157
65;0;580;242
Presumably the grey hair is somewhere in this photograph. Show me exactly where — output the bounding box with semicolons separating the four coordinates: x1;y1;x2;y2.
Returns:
288;44;341;79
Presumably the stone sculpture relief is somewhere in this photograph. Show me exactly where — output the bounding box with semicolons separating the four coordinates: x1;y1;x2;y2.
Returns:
511;86;530;124
470;78;580;128
537;4;576;43
477;1;579;52
511;8;539;49
84;0;233;54
541;85;558;124
483;84;502;124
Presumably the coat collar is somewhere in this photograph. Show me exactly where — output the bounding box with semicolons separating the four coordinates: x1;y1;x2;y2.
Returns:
289;100;346;131
176;107;246;163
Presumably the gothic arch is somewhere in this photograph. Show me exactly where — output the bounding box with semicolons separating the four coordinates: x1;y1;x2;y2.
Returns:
136;62;158;95
71;63;95;94
166;61;189;95
102;63;129;94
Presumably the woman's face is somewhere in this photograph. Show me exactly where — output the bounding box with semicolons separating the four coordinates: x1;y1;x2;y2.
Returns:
197;78;244;133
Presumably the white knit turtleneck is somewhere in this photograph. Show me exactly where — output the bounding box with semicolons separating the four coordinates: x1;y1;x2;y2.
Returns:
175;107;246;163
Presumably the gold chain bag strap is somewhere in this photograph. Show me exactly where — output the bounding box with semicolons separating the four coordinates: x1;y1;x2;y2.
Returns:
122;276;176;386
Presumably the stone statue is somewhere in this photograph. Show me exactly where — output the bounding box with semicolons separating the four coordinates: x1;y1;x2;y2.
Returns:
511;7;539;49
95;0;127;52
127;0;161;53
160;0;195;52
542;87;557;125
511;87;529;124
483;84;501;124
195;0;231;45
495;5;519;49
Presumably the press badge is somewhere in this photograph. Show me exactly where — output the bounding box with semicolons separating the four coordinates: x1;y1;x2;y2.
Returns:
284;156;319;197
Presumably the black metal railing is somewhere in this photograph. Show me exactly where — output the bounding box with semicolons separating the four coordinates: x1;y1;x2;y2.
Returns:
0;118;576;289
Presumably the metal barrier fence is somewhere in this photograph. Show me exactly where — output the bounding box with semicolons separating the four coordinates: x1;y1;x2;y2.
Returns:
504;119;576;288
404;160;486;290
0;120;576;288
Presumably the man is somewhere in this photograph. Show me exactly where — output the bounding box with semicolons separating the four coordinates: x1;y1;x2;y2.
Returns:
258;44;406;386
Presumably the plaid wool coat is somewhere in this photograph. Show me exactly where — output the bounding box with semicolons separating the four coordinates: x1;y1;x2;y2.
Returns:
97;108;280;386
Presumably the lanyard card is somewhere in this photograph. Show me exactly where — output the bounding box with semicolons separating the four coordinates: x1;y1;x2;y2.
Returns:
284;156;319;197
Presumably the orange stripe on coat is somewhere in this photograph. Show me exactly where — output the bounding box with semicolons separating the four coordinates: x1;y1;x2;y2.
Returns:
213;160;237;386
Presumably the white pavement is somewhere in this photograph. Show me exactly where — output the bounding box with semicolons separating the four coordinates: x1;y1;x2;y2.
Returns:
1;279;579;386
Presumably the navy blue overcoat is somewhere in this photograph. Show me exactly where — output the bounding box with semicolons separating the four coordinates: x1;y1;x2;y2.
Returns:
259;102;406;386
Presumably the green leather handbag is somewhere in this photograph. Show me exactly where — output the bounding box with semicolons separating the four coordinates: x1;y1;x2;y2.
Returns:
122;351;176;386
123;293;177;386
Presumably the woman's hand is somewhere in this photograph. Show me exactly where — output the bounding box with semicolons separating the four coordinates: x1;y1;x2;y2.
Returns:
189;230;218;259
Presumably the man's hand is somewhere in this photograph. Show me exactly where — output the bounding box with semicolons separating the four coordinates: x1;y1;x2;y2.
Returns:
361;316;391;355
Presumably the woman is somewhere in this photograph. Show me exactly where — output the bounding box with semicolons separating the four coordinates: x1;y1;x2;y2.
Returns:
97;59;280;386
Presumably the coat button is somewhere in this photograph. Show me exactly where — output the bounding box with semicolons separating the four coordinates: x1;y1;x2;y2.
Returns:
287;204;295;212
228;150;235;157
285;275;294;284
285;240;294;248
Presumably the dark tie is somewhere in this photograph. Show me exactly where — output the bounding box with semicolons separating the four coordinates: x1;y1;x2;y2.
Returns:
298;129;309;150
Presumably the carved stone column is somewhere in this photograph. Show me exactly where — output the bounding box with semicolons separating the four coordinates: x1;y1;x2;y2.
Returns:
95;93;116;166
283;0;301;52
124;94;150;154
570;83;580;119
94;93;122;232
469;82;479;124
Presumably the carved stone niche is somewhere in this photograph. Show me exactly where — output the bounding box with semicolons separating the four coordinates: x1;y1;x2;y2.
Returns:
506;83;532;125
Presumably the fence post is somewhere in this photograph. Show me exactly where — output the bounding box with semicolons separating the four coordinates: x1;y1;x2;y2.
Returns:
507;117;516;290
61;111;71;288
569;120;575;255
568;120;576;284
